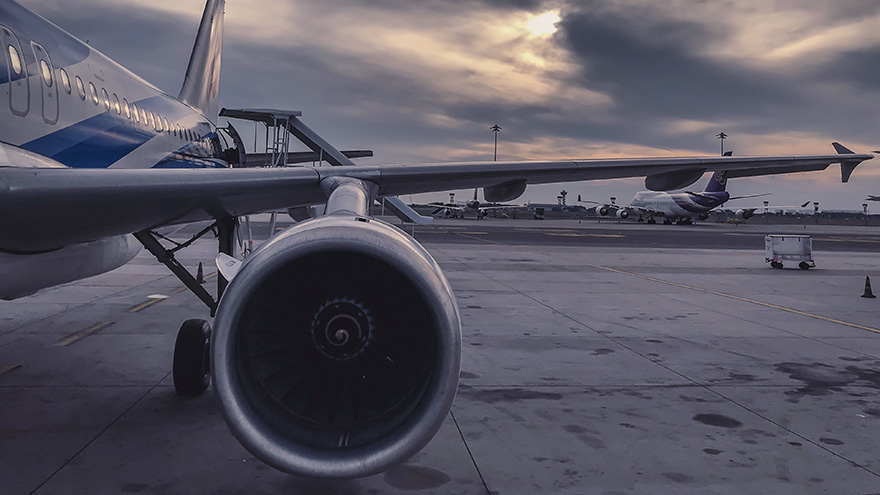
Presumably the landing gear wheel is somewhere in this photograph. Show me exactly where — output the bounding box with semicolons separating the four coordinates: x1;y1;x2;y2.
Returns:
771;261;783;269
647;218;656;224
799;262;811;270
173;319;212;396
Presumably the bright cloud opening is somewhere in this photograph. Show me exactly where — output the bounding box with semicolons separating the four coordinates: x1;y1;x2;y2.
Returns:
525;11;561;37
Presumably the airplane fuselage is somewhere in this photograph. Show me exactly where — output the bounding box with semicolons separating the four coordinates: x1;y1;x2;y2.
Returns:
0;1;225;170
630;190;730;218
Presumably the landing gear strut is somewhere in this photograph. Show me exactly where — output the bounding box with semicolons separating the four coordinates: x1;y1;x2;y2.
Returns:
135;217;238;397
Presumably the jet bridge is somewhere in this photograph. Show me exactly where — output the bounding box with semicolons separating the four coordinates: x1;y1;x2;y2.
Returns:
219;107;431;224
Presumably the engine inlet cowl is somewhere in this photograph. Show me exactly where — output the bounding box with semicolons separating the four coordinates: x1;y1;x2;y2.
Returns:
212;216;461;478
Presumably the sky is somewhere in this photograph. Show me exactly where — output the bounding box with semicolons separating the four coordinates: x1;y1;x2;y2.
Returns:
22;0;880;210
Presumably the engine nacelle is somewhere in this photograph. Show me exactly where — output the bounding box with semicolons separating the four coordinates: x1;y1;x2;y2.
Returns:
616;209;630;219
598;206;611;216
212;215;461;478
735;209;753;220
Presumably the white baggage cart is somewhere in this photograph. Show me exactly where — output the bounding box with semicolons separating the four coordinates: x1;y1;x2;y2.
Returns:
764;235;814;269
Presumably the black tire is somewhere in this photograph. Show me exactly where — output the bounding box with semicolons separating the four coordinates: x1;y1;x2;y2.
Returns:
799;262;811;270
173;319;212;396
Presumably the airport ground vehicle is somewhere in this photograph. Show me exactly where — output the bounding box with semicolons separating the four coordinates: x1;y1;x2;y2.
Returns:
765;235;814;269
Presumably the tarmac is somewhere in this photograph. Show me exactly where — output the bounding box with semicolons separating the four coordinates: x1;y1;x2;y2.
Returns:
2;217;880;494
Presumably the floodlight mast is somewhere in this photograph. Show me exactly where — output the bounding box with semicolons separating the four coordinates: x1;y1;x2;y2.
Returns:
490;124;502;161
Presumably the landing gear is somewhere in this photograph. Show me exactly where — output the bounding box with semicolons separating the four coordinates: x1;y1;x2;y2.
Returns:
173;319;212;396
136;217;239;398
663;219;673;225
771;261;783;269
646;218;657;224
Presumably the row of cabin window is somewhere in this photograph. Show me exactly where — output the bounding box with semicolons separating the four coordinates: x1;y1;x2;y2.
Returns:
59;68;203;142
6;42;207;146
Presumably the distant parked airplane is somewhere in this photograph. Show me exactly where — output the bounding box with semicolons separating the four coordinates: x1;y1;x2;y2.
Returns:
580;171;770;224
430;189;512;218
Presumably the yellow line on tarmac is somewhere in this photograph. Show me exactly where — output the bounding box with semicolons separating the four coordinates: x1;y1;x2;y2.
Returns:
128;297;166;313
590;264;880;335
55;322;115;347
0;364;22;376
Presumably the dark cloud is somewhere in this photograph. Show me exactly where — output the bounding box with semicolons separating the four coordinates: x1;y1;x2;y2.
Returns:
820;48;880;91
557;8;799;121
308;0;544;12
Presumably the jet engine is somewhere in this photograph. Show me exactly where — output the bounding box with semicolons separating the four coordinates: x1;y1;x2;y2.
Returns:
735;209;754;220
212;215;461;478
598;206;611;216
616;209;630;219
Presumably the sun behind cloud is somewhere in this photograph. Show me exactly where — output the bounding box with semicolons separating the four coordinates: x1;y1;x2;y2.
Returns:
525;10;561;37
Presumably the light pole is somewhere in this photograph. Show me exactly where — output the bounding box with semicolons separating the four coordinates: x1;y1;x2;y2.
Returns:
490;124;502;161
716;132;728;156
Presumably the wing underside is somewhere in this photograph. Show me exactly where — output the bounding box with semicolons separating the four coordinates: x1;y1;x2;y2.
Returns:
0;142;871;252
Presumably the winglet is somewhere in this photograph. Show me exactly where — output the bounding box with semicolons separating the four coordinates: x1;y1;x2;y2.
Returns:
832;142;854;155
833;142;863;183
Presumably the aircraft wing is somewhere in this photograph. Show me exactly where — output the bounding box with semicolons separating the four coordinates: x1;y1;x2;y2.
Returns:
0;142;871;251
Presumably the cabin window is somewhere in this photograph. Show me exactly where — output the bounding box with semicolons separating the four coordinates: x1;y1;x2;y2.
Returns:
59;69;71;94
112;94;120;114
88;82;98;105
163;117;169;132
7;44;21;74
132;103;140;122
148;111;155;129
123;98;131;119
101;88;110;110
141;108;147;125
75;75;85;100
39;59;52;87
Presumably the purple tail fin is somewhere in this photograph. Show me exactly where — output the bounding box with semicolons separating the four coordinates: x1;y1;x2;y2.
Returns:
705;171;727;193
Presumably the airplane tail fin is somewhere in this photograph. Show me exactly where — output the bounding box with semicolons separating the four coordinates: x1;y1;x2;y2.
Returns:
704;171;727;193
179;0;225;120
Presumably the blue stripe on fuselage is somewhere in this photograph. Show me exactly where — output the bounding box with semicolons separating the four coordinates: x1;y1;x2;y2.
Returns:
21;95;221;169
22;111;149;167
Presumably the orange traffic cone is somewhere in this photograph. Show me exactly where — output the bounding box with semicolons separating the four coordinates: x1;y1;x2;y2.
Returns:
862;276;876;298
